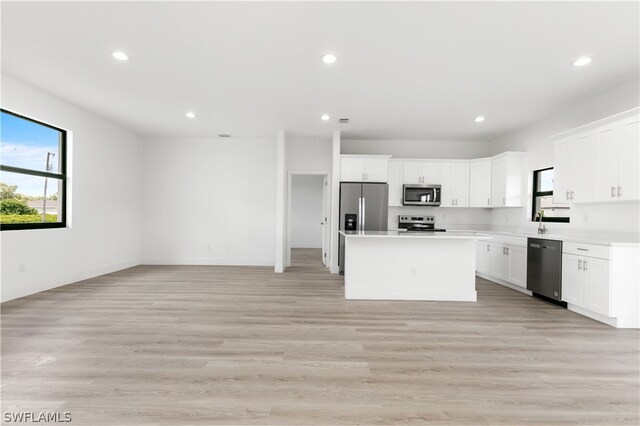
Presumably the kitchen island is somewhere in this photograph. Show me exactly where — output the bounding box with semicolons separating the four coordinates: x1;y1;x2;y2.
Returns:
340;230;483;301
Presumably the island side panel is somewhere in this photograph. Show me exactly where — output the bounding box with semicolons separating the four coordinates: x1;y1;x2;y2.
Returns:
344;236;477;301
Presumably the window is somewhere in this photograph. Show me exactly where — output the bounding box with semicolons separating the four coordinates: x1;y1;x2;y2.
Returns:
532;167;569;223
1;109;67;230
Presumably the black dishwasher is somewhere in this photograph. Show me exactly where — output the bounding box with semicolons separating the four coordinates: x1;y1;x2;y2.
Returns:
527;238;565;305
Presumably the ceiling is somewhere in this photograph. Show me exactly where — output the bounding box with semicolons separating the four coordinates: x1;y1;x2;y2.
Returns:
1;2;638;141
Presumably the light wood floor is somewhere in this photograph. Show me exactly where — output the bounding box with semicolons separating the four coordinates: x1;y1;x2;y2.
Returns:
2;248;638;425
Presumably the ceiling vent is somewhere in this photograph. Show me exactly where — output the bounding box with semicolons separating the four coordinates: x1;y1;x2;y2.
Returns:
218;134;231;138
338;118;350;124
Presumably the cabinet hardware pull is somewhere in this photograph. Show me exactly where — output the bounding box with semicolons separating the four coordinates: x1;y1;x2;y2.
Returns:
578;259;582;270
576;248;589;251
583;260;588;271
611;186;616;198
617;186;622;197
487;198;490;205
502;197;506;205
487;244;490;251
570;191;574;200
566;191;570;200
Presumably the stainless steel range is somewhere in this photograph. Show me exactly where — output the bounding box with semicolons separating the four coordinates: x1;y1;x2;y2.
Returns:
398;215;446;232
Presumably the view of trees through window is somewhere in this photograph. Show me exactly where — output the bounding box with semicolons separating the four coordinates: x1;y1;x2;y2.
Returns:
0;110;66;229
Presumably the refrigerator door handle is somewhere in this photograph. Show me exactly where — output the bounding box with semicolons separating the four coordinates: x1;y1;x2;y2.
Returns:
362;197;366;231
357;197;362;231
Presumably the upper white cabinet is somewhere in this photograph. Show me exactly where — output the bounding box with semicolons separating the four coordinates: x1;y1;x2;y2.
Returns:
440;161;469;207
555;112;639;204
340;155;390;183
469;158;492;207
387;159;403;207
619;115;639;201
553;131;595;204
491;152;525;207
402;161;440;185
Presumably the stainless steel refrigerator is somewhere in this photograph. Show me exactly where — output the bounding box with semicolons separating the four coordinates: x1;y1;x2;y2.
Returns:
339;182;389;274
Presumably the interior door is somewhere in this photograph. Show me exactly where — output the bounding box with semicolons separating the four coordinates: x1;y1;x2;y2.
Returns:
321;175;329;266
362;183;388;231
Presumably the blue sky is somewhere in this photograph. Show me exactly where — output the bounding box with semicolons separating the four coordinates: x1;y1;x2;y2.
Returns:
1;111;62;196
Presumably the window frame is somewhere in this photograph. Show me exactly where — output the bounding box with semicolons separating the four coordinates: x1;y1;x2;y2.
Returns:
1;109;67;231
531;167;569;223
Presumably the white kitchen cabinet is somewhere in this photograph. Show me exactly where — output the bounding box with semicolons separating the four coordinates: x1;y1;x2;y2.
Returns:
562;252;611;317
387;160;403;207
440;161;469;207
593;114;640;202
476;240;492;274
489;242;508;280
507;245;527;288
469;158;492;207
553;131;595;204
593;123;621;202
402;161;440;185
491;152;525;207
619;115;640;201
340;155;390;182
479;238;527;289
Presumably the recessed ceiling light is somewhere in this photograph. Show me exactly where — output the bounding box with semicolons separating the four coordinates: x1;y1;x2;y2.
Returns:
321;114;330;121
111;51;129;61
185;112;196;119
321;53;337;64
571;56;593;67
474;116;485;123
308;135;316;140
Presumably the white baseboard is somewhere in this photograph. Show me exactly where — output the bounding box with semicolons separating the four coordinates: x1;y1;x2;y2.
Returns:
567;304;619;328
1;259;140;303
141;257;274;267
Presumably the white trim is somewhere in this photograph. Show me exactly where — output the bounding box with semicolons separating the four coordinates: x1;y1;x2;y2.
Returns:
286;170;330;269
550;106;640;140
1;259;139;303
141;257;274;266
567;304;618;328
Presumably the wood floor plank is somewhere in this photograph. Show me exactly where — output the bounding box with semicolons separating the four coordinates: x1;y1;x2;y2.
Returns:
1;248;638;425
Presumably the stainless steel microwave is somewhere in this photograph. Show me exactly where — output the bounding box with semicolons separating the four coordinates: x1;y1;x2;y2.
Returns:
402;184;441;206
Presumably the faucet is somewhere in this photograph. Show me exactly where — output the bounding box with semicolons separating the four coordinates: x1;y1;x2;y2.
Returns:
537;210;547;234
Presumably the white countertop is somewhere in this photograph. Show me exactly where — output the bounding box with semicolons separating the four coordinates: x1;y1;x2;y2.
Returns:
340;230;482;239
344;229;639;246
472;230;639;247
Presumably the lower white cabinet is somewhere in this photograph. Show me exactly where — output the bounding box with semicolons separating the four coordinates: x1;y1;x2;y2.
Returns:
476;241;491;274
477;239;527;289
562;253;611;317
507;245;527;288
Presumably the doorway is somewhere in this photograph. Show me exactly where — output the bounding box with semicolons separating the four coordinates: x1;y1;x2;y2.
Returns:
287;172;330;269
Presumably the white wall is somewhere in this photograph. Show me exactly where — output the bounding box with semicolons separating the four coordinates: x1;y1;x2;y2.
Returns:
287;137;332;172
341;139;491;159
291;175;324;248
1;75;141;302
488;79;640;238
140;136;277;265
